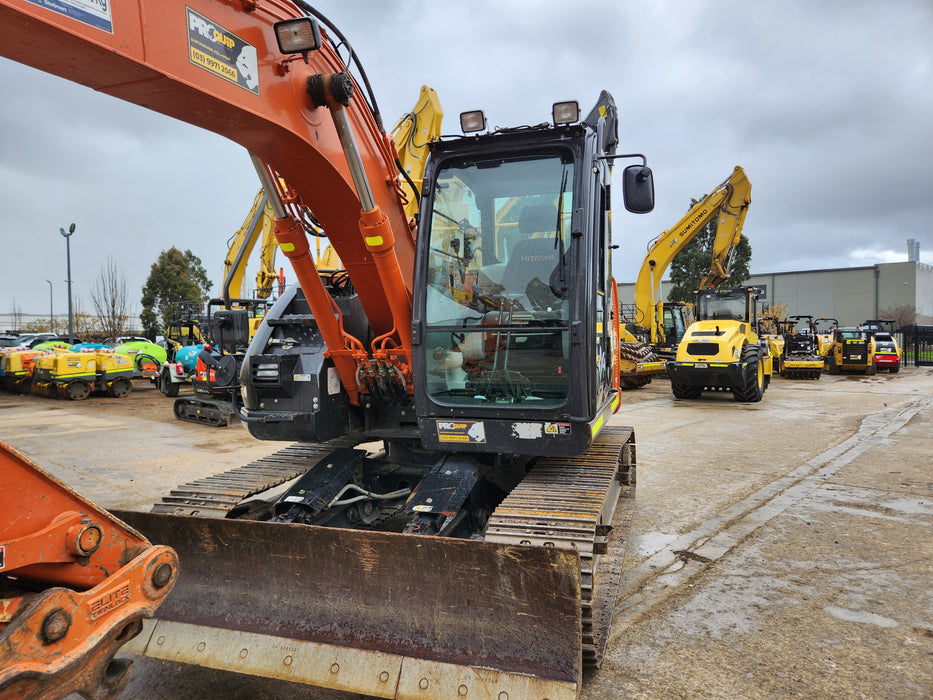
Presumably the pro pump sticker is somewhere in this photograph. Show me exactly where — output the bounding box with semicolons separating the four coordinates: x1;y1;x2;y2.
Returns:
186;7;259;95
436;420;486;444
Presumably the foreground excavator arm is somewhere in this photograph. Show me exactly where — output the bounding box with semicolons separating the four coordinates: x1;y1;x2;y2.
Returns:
1;0;415;402
632;165;751;343
0;441;178;700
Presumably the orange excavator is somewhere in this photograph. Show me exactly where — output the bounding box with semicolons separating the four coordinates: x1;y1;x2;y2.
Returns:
0;2;655;698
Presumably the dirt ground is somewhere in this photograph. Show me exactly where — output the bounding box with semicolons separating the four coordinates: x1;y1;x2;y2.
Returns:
2;369;932;699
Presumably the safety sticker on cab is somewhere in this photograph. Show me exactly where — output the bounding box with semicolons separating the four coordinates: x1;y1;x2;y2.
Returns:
436;420;486;444
186;7;260;95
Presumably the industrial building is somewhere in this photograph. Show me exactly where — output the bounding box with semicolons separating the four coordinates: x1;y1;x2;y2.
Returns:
618;240;933;327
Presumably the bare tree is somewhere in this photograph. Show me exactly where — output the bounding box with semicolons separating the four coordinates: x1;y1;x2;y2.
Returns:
8;298;24;331
878;304;917;330
90;257;130;342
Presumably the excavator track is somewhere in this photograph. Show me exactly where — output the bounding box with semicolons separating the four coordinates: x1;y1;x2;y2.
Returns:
152;439;355;518
485;424;636;667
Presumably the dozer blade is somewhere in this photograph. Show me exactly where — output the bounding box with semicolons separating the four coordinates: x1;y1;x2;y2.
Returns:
113;510;583;699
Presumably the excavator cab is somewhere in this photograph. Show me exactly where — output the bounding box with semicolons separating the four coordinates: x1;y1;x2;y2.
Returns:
411;107;650;455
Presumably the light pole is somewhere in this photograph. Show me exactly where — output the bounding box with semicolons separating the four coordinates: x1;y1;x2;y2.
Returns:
60;223;75;342
45;279;53;334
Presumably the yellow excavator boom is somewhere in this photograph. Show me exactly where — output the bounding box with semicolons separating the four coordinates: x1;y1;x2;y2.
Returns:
391;85;444;220
633;165;751;343
222;189;278;300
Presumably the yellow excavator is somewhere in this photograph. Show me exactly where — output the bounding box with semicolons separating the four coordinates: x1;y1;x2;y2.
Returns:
619;166;751;388
222;189;281;302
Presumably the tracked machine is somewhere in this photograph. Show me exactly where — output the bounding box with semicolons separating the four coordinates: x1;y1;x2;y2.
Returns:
826;326;877;375
1;2;656;697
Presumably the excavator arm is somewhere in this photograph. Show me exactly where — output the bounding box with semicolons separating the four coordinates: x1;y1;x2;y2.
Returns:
222;190;279;301
0;441;178;700
633;165;751;342
1;0;414;404
222;84;442;302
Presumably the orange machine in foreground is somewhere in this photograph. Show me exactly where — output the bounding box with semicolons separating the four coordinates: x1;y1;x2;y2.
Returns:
1;2;657;697
0;441;178;700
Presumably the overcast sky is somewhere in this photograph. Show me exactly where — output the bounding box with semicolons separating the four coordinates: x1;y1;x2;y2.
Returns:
2;0;931;320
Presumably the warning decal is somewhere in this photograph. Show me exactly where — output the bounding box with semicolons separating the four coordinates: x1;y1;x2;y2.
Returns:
436;420;486;444
26;0;113;33
544;422;572;436
186;7;260;95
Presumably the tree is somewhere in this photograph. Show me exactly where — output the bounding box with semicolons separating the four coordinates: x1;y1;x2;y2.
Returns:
140;248;212;338
8;298;24;331
90;257;131;342
878;304;917;331
667;211;752;303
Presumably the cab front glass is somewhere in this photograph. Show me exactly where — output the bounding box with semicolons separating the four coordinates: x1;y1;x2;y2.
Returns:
422;153;574;407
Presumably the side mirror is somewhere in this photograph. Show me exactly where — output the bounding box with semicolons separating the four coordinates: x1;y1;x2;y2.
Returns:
622;165;655;213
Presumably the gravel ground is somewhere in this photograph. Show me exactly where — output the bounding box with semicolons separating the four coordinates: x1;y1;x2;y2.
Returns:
2;368;931;699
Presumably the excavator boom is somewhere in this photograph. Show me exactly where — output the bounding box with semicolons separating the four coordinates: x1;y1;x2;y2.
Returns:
633;165;751;343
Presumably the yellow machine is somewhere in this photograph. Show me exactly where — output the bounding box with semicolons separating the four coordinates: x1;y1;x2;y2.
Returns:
31;349;135;400
620;166;752;388
776;315;824;379
222;189;280;301
826;327;877;375
815;316;839;357
391;85;443;220
0;347;61;393
667;286;773;401
861;319;902;373
758;314;785;362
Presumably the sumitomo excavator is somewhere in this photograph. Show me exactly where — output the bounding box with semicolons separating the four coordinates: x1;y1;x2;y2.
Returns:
0;2;655;698
618;166;751;387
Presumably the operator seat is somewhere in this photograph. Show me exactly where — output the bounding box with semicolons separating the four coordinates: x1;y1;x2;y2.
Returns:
502;204;563;300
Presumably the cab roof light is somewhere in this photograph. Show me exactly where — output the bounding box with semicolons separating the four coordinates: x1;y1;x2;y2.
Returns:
552;100;580;126
460;110;486;134
274;18;322;55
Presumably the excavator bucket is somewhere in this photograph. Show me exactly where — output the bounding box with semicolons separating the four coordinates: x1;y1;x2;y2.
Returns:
114;510;584;699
